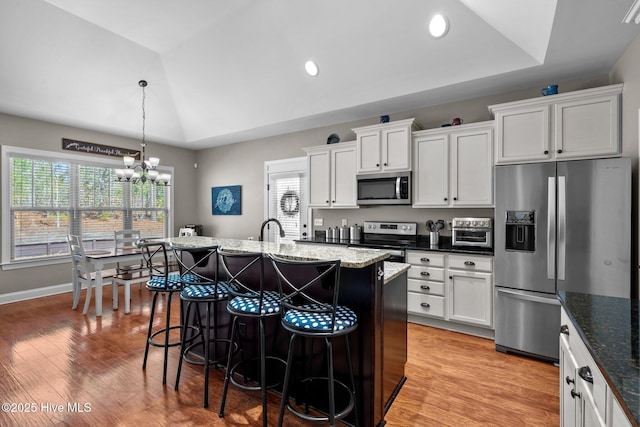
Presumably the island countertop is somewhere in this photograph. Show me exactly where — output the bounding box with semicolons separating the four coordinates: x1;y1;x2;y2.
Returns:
164;236;389;268
559;291;640;425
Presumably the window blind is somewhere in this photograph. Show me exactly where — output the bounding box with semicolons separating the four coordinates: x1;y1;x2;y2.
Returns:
8;150;169;261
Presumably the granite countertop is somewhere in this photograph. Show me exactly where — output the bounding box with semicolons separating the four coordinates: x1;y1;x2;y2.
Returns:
165;236;389;268
383;261;411;284
558;291;640;425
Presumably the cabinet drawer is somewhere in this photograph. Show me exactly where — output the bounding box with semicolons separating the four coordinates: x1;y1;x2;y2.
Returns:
408;266;445;282
448;254;492;272
408;292;445;319
408;279;445;296
406;251;445;267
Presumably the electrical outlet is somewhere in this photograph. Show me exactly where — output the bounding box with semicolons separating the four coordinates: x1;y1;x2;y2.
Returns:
314;218;324;226
342;219;348;226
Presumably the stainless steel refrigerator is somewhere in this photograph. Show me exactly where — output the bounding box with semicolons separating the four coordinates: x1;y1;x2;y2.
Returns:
494;158;631;362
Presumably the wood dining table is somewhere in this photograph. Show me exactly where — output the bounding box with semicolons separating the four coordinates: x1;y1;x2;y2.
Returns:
84;246;144;316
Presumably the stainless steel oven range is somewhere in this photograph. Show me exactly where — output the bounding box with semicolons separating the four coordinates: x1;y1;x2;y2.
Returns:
451;217;493;248
349;221;418;262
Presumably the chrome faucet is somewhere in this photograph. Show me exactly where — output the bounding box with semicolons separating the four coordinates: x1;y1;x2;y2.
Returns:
259;218;285;241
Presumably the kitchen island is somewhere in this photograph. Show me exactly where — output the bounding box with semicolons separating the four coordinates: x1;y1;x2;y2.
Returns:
167;236;409;427
559;291;639;426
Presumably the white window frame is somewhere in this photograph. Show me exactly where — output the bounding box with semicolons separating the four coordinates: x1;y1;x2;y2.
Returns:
1;145;174;270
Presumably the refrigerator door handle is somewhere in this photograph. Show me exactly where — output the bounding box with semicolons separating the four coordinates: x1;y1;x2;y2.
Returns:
557;176;566;281
497;287;561;305
547;177;556;280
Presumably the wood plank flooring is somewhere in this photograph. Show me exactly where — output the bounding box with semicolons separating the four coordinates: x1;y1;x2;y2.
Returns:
0;286;559;426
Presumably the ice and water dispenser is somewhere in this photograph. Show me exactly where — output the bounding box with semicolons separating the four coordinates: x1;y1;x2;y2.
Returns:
505;210;535;252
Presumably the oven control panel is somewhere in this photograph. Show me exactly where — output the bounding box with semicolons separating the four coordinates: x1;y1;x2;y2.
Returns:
452;217;492;229
363;221;417;236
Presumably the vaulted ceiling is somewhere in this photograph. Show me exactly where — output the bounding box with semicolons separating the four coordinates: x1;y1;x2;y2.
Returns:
0;0;638;149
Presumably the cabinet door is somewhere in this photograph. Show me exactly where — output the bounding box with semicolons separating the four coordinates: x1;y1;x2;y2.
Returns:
307;150;330;207
554;94;620;160
447;270;492;327
382;125;411;171
451;127;494;206
560;335;579;427
331;145;358;207
356;130;381;173
495;105;551;164
413;134;449;207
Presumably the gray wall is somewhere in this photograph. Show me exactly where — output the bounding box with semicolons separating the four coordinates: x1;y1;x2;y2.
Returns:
0;113;197;294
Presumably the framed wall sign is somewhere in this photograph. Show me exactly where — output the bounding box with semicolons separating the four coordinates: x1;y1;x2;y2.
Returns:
62;138;141;159
211;185;241;215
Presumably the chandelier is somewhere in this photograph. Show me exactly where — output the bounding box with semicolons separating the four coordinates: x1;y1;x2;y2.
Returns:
115;80;170;186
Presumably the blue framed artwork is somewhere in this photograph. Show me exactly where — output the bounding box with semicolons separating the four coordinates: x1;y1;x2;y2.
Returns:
211;185;241;215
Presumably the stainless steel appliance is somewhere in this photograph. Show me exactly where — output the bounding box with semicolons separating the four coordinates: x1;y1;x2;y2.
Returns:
356;172;411;205
351;221;418;262
451;217;492;248
494;158;631;362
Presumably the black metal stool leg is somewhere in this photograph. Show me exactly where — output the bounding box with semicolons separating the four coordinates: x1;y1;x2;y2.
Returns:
278;333;297;427
203;301;211;408
162;291;174;385
142;291;158;370
218;315;239;417
326;337;336;427
259;317;267;427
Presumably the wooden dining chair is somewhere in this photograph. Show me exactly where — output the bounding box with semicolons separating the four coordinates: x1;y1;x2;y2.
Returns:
112;229;148;314
66;234;116;316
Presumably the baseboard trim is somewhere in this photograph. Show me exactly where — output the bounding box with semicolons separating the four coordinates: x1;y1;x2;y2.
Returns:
0;283;73;305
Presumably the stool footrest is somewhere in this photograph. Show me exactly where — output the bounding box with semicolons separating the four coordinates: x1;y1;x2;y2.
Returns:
286;377;355;423
182;338;234;367
148;325;197;348
229;356;286;391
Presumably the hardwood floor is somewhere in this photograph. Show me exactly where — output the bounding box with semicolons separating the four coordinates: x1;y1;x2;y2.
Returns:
0;286;559;426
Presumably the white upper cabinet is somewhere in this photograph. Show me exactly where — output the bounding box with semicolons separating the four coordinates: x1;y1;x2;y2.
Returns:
304;141;358;209
489;84;622;164
413;121;494;207
353;118;420;174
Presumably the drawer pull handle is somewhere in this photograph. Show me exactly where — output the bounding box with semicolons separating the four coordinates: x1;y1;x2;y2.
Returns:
420;258;430;262
578;366;593;384
420;285;431;290
420;303;431;308
560;324;569;335
420;272;430;277
464;261;475;266
570;389;581;399
565;376;575;385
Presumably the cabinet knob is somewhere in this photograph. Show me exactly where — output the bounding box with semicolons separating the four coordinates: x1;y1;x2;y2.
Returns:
420;302;431;308
449;275;453;280
326;200;329;203
570;389;581;399
453;197;457;201
557;149;563;154
560;324;569;335
420;258;430;262
565;376;575;385
464;261;475;266
332;200;335;203
444;197;448;201
420;285;431;290
384;163;388;166
376;163;380;167
420;271;430;277
544;150;549;155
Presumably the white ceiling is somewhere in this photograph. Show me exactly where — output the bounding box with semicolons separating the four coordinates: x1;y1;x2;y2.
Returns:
0;0;638;149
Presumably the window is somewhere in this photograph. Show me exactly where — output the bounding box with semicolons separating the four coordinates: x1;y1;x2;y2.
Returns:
2;146;173;267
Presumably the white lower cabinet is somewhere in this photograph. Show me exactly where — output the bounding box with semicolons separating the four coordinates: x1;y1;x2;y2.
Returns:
560;306;631;427
407;250;493;329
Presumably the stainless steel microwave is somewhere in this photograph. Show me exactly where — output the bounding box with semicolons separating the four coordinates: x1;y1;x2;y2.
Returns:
356;172;411;205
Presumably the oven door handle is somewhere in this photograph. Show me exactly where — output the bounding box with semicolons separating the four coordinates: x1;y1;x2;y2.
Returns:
395;177;401;199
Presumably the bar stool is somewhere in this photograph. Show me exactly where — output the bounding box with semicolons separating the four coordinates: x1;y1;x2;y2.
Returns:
173;243;233;408
218;250;284;427
269;254;359;427
139;239;195;385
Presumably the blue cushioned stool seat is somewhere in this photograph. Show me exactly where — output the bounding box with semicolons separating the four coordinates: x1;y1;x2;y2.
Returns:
283;304;357;332
228;290;281;315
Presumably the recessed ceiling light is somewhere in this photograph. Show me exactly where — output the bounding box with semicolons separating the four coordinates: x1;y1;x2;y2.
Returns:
429;14;449;38
305;60;319;77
